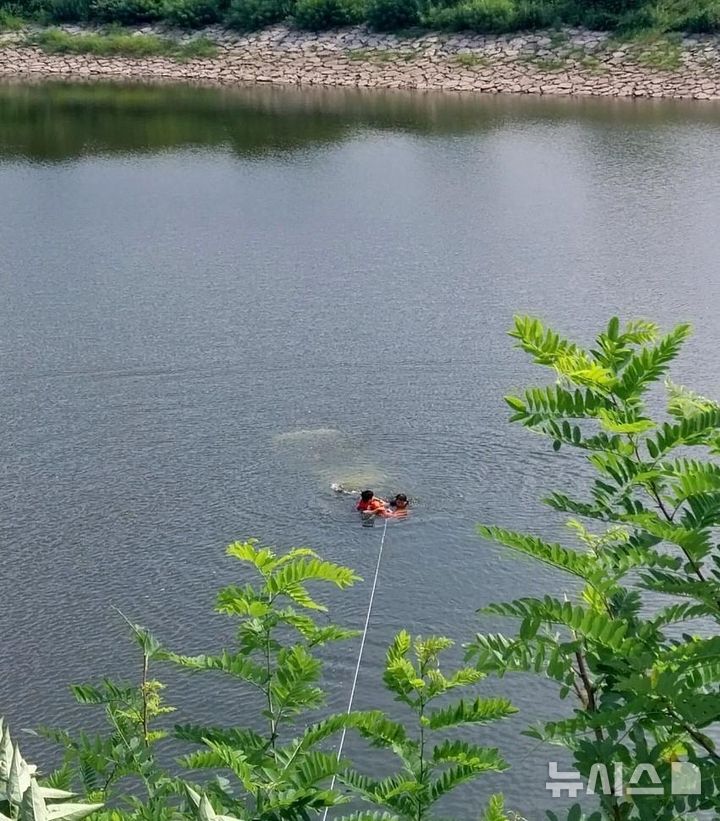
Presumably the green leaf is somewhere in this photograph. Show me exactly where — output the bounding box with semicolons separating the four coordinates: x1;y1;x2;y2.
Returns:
267;558;360;597
615;323;691;399
226;540;278;574
665;458;720;502
182;743;256;792
289;750;344;785
623;511;713;563
431;740;505;770
649;407;720;456
174;724;266;756
430;760;506;801
349;713;407;748
484;596;632;650
386;631;412;662
271;645;324;713
425;697;516;730
650;602;712;628
294;712;377;752
477;526;593;581
166;651;268;686
505;395;526;412
666;380;720;419
481;793;509;821
597;410;655;434
509;316;582;367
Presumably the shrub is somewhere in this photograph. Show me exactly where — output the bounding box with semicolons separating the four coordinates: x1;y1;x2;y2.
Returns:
556;0;620;27
162;0;222;26
657;0;720;31
682;4;720;30
424;0;514;32
89;0;162;23
512;0;558;27
224;0;290;28
293;0;363;28
40;0;91;20
614;2;658;28
366;0;418;30
560;0;643;27
473;316;720;821
0;5;25;26
0;0;27;14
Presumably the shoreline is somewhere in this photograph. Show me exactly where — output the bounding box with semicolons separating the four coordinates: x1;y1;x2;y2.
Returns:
2;25;720;100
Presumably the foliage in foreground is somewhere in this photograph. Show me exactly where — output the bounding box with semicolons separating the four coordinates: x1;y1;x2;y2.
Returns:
27;540;513;821
342;631;516;820
0;719;102;821
473;316;720;819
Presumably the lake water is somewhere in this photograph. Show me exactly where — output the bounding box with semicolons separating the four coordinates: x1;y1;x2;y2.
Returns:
2;80;720;817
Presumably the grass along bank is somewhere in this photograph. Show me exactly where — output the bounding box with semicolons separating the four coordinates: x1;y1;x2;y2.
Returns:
21;26;218;57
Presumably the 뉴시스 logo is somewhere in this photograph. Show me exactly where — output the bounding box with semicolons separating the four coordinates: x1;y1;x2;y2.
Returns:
545;760;702;798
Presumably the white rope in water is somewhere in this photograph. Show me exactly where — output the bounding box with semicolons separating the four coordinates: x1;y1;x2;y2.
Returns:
322;516;390;821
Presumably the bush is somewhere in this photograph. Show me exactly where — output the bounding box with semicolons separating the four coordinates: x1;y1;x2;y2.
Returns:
0;5;25;25
682;4;720;30
162;0;222;26
293;0;363;28
424;0;514;32
89;0;162;23
555;0;619;27
366;0;417;30
511;0;558;27
41;0;91;20
559;0;643;27
655;0;720;31
224;0;290;28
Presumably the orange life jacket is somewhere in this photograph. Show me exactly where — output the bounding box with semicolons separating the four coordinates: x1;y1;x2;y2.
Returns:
356;498;385;513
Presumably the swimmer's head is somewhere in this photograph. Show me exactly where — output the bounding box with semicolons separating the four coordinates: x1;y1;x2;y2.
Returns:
393;493;408;509
360;489;374;502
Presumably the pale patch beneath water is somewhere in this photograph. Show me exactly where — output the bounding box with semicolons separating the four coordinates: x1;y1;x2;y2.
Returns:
272;427;343;444
273;429;392;494
323;466;391;494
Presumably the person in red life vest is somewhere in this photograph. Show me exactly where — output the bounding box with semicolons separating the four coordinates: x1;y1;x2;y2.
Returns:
356;489;389;522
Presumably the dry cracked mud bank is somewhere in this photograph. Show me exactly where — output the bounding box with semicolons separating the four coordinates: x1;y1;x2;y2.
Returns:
2;25;720;99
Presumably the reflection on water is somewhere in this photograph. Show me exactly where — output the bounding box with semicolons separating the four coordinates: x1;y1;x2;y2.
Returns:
3;79;720;816
1;79;720;161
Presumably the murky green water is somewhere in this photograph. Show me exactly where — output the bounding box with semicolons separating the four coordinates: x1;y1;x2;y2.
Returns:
2;79;720;815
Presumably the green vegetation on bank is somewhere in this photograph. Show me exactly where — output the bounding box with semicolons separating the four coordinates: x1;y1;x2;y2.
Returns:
5;315;720;821
27;26;217;56
0;7;24;26
2;0;720;36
